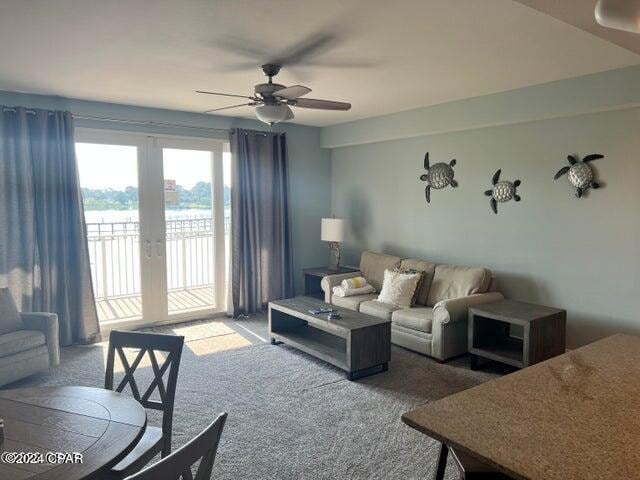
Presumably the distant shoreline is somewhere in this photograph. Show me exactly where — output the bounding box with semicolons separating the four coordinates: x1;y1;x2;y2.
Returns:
84;208;230;224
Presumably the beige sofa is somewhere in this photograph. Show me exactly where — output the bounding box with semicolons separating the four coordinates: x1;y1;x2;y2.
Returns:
320;251;503;362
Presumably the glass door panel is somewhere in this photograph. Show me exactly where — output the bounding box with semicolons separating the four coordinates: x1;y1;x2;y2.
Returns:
161;145;224;318
76;131;227;328
76;141;144;324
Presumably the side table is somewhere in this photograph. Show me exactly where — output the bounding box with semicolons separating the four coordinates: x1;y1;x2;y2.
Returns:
302;266;359;298
468;299;566;370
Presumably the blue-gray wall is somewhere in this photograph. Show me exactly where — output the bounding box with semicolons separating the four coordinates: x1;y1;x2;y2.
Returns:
4;63;640;346
325;66;640;349
0;90;332;295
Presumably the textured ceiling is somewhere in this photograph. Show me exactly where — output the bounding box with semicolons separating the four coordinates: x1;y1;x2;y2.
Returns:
0;0;638;126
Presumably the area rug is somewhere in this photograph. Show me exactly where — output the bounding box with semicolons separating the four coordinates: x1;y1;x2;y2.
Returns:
12;316;508;480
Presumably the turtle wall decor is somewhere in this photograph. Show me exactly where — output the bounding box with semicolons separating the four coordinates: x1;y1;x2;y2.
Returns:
484;169;521;214
553;153;604;198
419;152;458;203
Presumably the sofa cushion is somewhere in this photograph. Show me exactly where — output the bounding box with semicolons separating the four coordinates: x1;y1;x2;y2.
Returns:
359;251;401;292
0;330;46;358
377;269;422;308
332;293;377;311
0;344;49;387
391;324;432;357
426;265;491;307
0;288;23;335
400;259;436;306
359;300;400;320
391;308;434;333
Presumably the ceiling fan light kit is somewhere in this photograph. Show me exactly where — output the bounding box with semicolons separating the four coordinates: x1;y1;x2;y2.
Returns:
255;104;289;125
595;0;640;33
197;63;351;126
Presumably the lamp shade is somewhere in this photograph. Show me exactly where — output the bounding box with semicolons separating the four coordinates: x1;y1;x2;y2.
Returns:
321;218;344;242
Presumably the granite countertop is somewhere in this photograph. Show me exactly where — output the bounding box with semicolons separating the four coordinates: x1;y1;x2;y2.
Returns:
402;334;640;480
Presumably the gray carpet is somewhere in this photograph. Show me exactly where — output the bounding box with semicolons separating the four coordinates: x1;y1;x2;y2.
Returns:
10;315;510;480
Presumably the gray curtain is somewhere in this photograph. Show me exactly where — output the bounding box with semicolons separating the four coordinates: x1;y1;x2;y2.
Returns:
229;128;294;316
0;106;100;345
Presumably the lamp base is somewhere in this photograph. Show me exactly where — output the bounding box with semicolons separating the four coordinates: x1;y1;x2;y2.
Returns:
327;242;342;271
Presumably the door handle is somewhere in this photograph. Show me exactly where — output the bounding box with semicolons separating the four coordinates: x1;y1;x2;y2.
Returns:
145;240;152;259
156;240;163;257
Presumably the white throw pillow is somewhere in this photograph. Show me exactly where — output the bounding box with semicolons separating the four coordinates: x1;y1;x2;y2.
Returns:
377;269;422;308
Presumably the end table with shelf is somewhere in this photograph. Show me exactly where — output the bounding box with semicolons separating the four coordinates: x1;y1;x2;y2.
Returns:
303;266;359;298
468;299;566;370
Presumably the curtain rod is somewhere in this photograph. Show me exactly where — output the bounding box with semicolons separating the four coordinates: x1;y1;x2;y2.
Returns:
74;114;274;135
2;107;275;135
1;107;231;134
73;114;231;133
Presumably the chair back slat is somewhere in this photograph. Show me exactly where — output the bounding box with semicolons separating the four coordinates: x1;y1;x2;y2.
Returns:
125;413;227;480
141;349;173;405
114;347;146;399
105;330;185;455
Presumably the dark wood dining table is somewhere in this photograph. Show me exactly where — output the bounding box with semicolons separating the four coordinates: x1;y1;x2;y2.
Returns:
0;386;147;480
402;334;640;480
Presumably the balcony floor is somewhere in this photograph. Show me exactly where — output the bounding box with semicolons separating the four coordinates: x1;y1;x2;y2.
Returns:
96;286;216;322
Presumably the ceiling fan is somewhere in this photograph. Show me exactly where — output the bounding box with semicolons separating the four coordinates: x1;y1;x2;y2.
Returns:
197;63;351;126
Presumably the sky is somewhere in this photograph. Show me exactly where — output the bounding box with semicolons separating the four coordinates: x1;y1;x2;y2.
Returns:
76;143;231;190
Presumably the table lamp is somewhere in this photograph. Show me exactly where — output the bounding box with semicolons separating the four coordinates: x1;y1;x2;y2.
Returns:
321;217;345;270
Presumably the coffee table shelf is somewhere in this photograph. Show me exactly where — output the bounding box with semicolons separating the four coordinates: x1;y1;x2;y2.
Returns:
271;327;348;371
269;296;391;380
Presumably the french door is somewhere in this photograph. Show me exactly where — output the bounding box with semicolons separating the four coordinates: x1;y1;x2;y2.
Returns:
75;129;228;328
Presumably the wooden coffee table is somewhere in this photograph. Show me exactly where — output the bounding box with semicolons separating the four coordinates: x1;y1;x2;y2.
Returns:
268;296;391;380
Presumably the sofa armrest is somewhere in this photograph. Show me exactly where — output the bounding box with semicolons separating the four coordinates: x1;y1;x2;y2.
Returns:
433;292;504;326
430;292;504;361
320;271;362;303
21;312;60;367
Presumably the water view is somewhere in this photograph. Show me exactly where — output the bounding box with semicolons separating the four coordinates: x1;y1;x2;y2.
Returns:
76;141;231;323
84;208;226;224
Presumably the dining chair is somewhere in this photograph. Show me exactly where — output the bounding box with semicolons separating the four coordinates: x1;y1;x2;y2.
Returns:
105;330;185;479
434;443;512;479
124;413;227;480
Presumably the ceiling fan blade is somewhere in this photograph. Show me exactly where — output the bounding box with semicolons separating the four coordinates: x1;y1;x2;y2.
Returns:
203;102;255;114
273;85;311;100
272;31;339;66
292;60;375;69
215;36;271;61
216;31;338;69
196;90;255;100
283;106;295;121
218;61;262;73
291;98;351;111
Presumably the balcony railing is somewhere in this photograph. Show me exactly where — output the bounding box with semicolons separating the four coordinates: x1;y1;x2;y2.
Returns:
86;216;229;300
